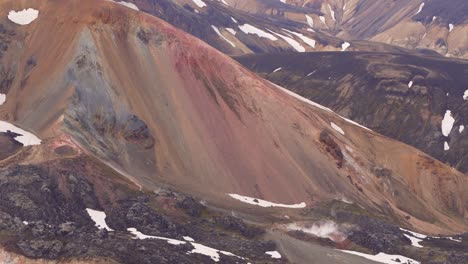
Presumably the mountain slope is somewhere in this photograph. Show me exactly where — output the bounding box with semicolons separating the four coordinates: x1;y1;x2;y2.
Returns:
235;51;468;174
0;0;468;263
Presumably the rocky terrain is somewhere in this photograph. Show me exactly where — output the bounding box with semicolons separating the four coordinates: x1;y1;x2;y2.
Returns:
0;0;467;263
235;51;468;174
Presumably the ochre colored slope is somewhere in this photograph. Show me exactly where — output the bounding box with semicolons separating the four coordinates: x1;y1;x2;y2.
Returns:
0;0;467;234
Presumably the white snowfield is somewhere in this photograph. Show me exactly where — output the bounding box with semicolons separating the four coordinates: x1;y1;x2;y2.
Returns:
0;93;5;105
128;227;245;262
265;251;281;259
463;89;468;100
86;209;114;231
449;24;454;32
339;250;420;264
331;122;345;135
441;110;455;137
110;1;139;10
211;25;236;47
8;8;39;25
191;0;207;8
238;24;278;41
460;125;465;133
228;194;306;208
0;121;42;146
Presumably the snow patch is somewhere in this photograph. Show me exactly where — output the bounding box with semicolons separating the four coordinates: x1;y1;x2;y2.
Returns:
463;89;468;100
331;122;345;135
415;3;425;15
8;8;39;25
449;24;454;32
191;0;207;8
272;67;282;73
265;251;281;259
211;25;236;47
319;16;326;25
110;1;139;10
339;250;420;264
341;41;350;51
238;24;277;41
441;110;455;137
0;94;5;105
86;209;114;231
404;234;424;248
231;17;238;24
305;15;314;27
460;125;464;133
228;194;306;208
0;121;42;146
128;228;185;245
284;30;316;48
444;141;450;151
225;28;236;35
270;31;305;52
183;236;195;242
408;81;413;88
128;228;244;261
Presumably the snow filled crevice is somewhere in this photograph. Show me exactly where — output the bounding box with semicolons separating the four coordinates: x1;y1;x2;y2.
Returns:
191;0;207;8
228;194;306;208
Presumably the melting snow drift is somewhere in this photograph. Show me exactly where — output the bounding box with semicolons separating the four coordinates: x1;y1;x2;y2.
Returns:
0;94;5;105
8;8;39;25
228;194;306;208
0;121;42;146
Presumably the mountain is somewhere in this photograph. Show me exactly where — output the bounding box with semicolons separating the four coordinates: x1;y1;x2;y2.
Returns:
219;0;468;58
235;51;468;174
0;0;467;263
105;0;442;56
